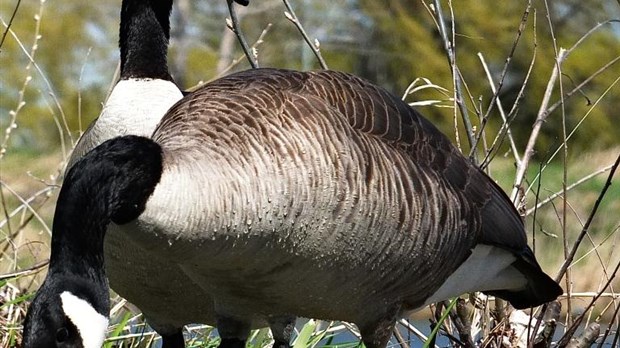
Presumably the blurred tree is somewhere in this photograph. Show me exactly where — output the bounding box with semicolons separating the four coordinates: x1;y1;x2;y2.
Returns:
357;0;620;153
1;0;117;152
1;0;618;153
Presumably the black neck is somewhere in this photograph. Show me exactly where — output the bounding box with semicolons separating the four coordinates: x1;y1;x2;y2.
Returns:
119;0;174;80
49;136;163;281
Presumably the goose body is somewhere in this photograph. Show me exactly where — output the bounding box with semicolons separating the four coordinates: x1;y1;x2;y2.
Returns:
25;68;561;348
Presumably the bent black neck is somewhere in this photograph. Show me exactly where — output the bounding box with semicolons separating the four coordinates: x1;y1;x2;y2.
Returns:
119;0;173;80
49;136;163;281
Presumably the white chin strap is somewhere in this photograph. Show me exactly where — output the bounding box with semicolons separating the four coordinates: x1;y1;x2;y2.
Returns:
60;291;109;348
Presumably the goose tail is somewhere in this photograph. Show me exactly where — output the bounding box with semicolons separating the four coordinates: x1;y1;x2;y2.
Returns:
486;248;563;309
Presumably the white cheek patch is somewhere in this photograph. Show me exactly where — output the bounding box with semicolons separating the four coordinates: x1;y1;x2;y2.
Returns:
60;291;109;348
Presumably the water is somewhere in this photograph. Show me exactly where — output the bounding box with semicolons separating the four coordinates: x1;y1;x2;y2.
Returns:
147;318;618;347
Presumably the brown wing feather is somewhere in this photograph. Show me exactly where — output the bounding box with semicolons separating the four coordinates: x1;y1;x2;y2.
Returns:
153;68;561;307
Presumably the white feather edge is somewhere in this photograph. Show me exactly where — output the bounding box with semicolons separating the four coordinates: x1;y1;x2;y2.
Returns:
420;244;527;308
60;291;109;348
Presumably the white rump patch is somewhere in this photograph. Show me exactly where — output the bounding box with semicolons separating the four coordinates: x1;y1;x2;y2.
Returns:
60;291;109;348
422;245;527;307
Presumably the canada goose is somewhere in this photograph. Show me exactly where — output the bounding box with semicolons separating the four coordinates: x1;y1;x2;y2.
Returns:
23;68;562;348
69;0;249;164
65;0;251;346
67;0;183;167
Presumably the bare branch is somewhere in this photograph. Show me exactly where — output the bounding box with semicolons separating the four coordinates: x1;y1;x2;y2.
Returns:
481;11;538;170
566;19;620;54
0;260;48;281
547;55;620;116
0;11;68;159
431;0;475;155
525;163;615;215
470;1;532;161
0;0;21;51
510;48;568;204
187;23;272;92
226;0;258;68
523;74;620;199
282;0;328;70
558;259;619;347
477;53;521;165
554;153;620;283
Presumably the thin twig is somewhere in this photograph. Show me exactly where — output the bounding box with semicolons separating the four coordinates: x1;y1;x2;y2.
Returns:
560;292;620;299
470;1;532;161
477;53;521;165
518;21;620;200
282;0;328;70
567;19;620;54
557;260;620;347
523;75;620;199
0;260;48;281
525;163;615;215
431;0;475;154
0;180;54;236
554;153;620;282
226;0;258;68
597;300;620;348
0;0;21;51
75;47;92;151
529;154;620;346
481;10;538;170
187;23;272;92
547;55;620;116
539;0;572;326
398;319;434;347
0;13;68;159
510;48;568;205
392;326;409;348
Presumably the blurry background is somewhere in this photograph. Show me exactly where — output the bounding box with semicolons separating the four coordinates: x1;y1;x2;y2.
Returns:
2;0;620;152
1;0;619;346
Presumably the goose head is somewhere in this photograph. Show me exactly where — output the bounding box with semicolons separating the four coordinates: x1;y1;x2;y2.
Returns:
23;136;163;348
22;276;109;348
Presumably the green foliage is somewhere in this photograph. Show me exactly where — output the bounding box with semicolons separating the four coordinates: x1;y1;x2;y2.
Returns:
2;0;618;152
357;0;620;152
1;0;116;150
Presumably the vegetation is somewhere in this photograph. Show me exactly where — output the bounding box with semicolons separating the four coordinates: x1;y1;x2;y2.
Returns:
1;0;619;347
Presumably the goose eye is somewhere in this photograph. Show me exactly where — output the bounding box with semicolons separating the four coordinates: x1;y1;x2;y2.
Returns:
56;327;69;343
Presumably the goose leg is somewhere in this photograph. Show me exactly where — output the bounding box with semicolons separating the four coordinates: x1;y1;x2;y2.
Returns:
268;315;296;348
219;338;247;348
160;329;185;348
358;304;401;348
359;320;396;348
217;315;251;348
